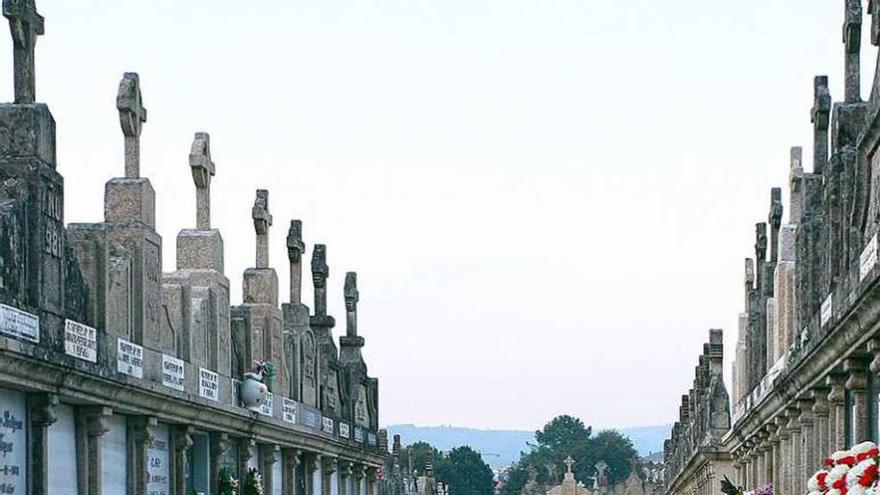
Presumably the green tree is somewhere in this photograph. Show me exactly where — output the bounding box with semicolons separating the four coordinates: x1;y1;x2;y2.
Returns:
586;430;638;485
435;446;494;495
401;442;443;475
534;415;592;453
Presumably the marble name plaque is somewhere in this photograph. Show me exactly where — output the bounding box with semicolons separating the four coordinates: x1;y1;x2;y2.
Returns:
161;355;185;391
64;319;97;362
354;427;365;443
259;393;274;417
339;423;351;439
862;234;878;282
821;294;833;327
282;398;297;424
198;368;219;401
0;389;26;494
322;417;334;434
0;304;39;343
117;338;144;378
303;409;319;429
147;424;170;495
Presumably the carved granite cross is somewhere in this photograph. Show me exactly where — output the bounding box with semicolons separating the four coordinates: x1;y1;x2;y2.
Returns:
844;0;862;102
252;189;272;268
3;0;43;104
564;456;575;473
812;76;831;174
189;132;215;230
312;245;329;317
287;220;305;304
344;272;359;338
116;73;147;178
872;0;880;46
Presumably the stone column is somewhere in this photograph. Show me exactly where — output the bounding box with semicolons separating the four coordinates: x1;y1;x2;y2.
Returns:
353;464;365;495
78;406;112;495
283;448;302;495
313;454;324;495
339;460;352;495
209;432;231;495
262;445;281;495
324;456;339;495
845;357;870;445
768;425;781;494
812;388;831;466
366;467;378;495
128;416;158;495
828;374;847;451
787;407;804;495
27;393;58;495
239;438;257;479
798;397;816;480
172;425;194;495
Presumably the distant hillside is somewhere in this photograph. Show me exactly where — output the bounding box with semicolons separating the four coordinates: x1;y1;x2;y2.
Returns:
386;424;671;471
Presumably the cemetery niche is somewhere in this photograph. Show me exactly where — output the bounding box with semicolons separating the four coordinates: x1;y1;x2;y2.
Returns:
0;1;384;494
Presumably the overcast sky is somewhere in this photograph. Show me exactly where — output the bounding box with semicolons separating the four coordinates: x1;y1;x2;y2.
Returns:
3;0;867;431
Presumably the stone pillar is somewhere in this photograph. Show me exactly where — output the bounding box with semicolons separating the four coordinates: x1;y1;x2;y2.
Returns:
775;415;790;495
339;460;352;495
828;374;847;451
799;397;816;483
787;407;804;495
77;407;113;495
239;438;257;479
812;388;831;466
27;393;58;495
756;438;766;486
172;426;194;495
209;432;231;495
262;445;281;495
768;425;781;494
353;464;365;495
845;357;870;445
313;454;323;495
324;457;339;495
366;467;378;495
128;416;158;495
283;448;302;495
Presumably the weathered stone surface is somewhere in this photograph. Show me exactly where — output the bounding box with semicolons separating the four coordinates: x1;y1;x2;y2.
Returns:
176;229;224;272
103;178;155;228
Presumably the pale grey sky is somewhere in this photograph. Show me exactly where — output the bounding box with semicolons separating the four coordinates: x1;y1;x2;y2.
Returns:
4;0;863;430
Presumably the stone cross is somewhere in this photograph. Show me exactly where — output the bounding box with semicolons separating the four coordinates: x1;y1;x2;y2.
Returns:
286;220;305;304
189;132;215;230
871;0;880;45
844;0;862;102
312;244;329;317
252;189;272;268
812;76;831;175
755;223;767;293
769;188;783;263
116;73;148;178
564;456;575;473
3;0;43;104
345;272;359;338
790;147;804;223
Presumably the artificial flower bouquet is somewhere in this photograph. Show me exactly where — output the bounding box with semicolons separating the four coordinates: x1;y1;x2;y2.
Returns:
808;442;880;495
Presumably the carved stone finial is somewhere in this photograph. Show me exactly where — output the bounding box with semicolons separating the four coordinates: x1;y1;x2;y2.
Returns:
287;220;305;304
844;0;863;102
755;223;767;262
252;189;272;268
3;0;43;104
312;244;329;316
812;76;832;174
344;271;361;341
116;72;147;178
189;132;215;230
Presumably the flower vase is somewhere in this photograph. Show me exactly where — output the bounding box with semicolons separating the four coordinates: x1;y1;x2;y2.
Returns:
240;372;268;412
